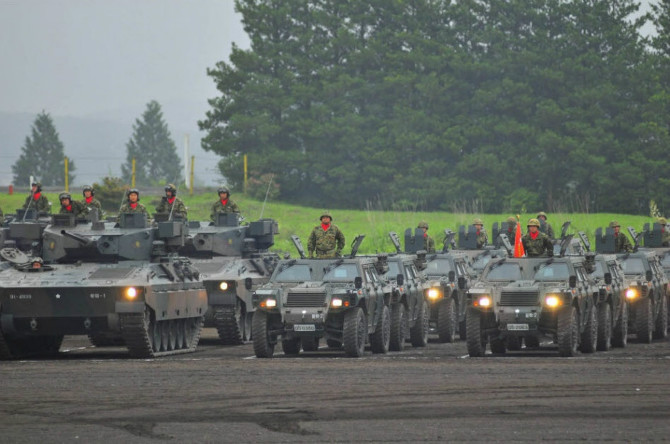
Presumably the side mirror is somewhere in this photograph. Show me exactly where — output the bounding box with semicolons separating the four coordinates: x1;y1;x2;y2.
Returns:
448;270;456;283
645;270;653;282
396;274;404;286
245;277;253;290
604;272;612;285
457;276;467;290
354;276;363;289
569;275;577;288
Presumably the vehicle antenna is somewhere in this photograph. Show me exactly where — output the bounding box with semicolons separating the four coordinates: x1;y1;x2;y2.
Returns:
259;174;274;220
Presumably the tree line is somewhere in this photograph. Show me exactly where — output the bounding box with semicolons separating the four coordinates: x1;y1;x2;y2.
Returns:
199;0;670;215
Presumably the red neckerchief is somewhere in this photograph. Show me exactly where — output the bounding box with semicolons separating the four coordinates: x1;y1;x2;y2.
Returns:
130;202;138;209
614;232;619;237
85;196;93;204
476;230;480;236
221;199;228;206
530;231;539;240
33;192;41;200
423;232;428;238
168;197;176;205
321;223;330;231
65;205;72;212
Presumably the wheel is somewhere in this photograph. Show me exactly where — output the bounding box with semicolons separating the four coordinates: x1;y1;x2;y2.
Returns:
596;303;612;351
252;311;275;358
580;304;598;353
525;336;540;348
490;335;506;354
466;307;486;357
557;306;579;357
409;301;429;347
326;339;342;349
612;300;628;348
167;320;178;351
390;304;408;351
459;320;467;340
301;336;320;352
151;319;162;352
214;304;245;345
437;298;457;343
343;307;366;357
653;294;668;339
370;305;390;354
160;321;169;352
635;298;653;343
506;335;522;351
282;338;301;355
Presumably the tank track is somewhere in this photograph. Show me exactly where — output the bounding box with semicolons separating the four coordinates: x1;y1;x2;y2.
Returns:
214;306;244;345
120;311;204;358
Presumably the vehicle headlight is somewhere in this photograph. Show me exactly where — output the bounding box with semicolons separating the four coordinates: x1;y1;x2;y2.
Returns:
331;297;343;308
427;288;441;300
219;281;229;291
625;288;637;300
125;287;138;300
545;294;562;307
260;298;277;308
475;295;492;307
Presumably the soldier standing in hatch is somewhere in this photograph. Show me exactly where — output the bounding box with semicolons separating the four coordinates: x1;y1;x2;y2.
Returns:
504;216;518;242
156;183;187;219
417;221;435;253
210;186;240;221
610;221;633;253
472;218;488;248
536;211;555;239
58;192;86;218
80;185;104;218
522;218;554;257
308;212;345;258
117;188;148;222
22;182;51;213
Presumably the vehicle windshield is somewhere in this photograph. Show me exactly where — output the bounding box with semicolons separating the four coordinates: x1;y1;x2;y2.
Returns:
424;258;452;276
533;262;570;281
274;264;314;282
660;253;670;269
621;257;645;275
387;261;401;278
591;261;605;278
471;255;493;271
485;262;522;281
323;263;360;282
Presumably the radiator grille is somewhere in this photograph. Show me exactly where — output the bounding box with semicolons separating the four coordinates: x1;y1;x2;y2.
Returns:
500;291;539;307
285;292;327;307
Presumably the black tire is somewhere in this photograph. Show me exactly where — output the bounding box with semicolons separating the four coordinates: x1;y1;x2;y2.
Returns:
437;298;457;343
301;336;320;352
459;320;467;340
612;300;628;348
580;304;598;353
389;303;407;352
653;294;668;339
326;339;342;349
370;305;390;354
409;301;429;347
466;307;486;357
596;303;612;351
506;335;522;351
282;338;301;355
490;335;506;354
252;311;275;358
635;297;653;343
343;307;366;357
557;306;579;357
525;336;540;348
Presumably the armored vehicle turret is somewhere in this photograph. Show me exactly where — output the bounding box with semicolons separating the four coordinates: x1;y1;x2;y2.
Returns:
453;225;508;279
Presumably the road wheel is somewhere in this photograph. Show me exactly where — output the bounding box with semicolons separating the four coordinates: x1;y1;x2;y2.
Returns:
282;338;301;355
343;307;367;357
389;303;407;352
301;336;320;352
612;301;628;348
252;311;275;358
466;307;486;357
596;303;612;351
557;306;579;357
409;301;429;347
635;298;653;343
653;294;668;339
525;336;540;348
437;298;457;343
580;304;598;353
370;305;390;354
490;335;506;354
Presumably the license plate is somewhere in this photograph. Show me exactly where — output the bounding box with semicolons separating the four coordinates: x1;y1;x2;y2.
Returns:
507;323;529;331
293;324;316;332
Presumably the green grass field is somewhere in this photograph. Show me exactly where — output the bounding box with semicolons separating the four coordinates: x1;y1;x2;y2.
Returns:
0;191;657;256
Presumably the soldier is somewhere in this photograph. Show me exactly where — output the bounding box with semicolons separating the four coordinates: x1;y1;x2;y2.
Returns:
156;183;187;219
417;221;435;253
81;185;104;218
536;211;555;239
658;217;670;246
522;218;553;257
610;221;632;253
117;188;148;222
504;216;518;242
308;211;345;258
472;218;488;248
210;186;240;222
58;192;86;218
22;181;51;213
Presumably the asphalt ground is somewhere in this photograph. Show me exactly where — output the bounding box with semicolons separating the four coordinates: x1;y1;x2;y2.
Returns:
1;329;669;443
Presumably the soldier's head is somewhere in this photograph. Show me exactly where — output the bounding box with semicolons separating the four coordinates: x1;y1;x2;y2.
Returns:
320;211;332;224
217;186;230;200
609;220;621;234
165;183;177;198
127;188;140;203
472;218;484;230
527;218;540;233
82;185;94;198
31;257;44;269
417;221;429;232
59;192;71;207
506;216;517;231
658;217;667;227
31;182;42;193
537;211;547;221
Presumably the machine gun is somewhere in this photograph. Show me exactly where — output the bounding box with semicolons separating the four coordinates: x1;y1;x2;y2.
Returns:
627;226;642;252
291;234;306;259
349;234;365;258
389;231;402;254
578;231;591;252
498;233;513;257
442;229;456;253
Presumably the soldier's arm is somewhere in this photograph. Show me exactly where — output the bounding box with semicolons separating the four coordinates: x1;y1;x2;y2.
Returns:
210;202;217;221
336;229;345;253
232;201;241;213
545;237;554;256
307;230;316;257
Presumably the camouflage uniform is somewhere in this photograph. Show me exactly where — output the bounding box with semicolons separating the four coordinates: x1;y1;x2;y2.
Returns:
308;224;345;258
614;232;633;253
23;194;51;213
210;199;240;221
156;197;188;219
472;218;488;248
423;234;436;253
505;217;518;242
537;212;555;239
59;200;87;218
80;198;104;218
117;202;148;222
522;232;553;257
659;219;670;246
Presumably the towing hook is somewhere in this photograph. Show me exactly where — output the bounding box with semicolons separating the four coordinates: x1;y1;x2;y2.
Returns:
30;318;38;331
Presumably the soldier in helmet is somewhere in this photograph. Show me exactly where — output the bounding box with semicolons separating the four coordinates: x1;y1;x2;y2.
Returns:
58;192;86;218
418;221;435;253
156;183;187;219
472;218;488;248
610;221;632;253
22;181;51;213
80;185;104;218
210;186;240;222
522;218;553;257
657;217;670;246
504;216;519;242
308;211;345;258
536;211;555;239
117;188;148;222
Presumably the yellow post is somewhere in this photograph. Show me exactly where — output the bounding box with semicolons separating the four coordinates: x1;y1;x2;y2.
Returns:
244;154;248;194
64;157;69;192
190;155;195;196
131;158;136;188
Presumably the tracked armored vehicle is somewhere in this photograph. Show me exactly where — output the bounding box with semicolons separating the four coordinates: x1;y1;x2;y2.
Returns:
183;213;280;344
0;212;207;359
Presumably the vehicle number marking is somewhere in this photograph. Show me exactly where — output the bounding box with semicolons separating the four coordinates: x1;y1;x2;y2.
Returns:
293;324;316;332
507;323;529;331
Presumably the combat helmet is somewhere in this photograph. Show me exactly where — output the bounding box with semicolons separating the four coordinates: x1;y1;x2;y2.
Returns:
58;192;72;202
165;183;177;195
472;218;484;226
417;221;429;229
31;181;42;192
217;186;230;196
537;211;547;219
506;216;517;224
609;221;621;228
82;185;94;196
127;188;140;201
527;218;540;227
658;217;667;225
320;211;333;221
